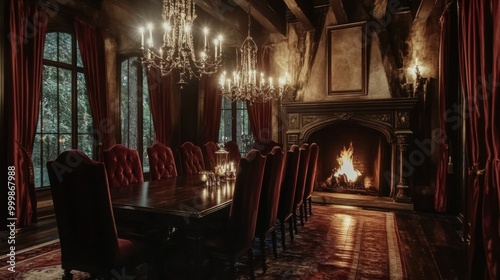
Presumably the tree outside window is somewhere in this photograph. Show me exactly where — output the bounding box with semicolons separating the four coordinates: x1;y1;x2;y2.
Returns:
120;57;154;172
219;98;252;155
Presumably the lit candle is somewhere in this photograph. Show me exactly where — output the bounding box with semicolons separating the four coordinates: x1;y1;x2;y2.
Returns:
214;39;219;57
163;22;169;45
139;27;144;49
203;28;208;48
218;35;223;54
227;79;231;90
269;77;273;89
147;23;153;47
260;72;264;87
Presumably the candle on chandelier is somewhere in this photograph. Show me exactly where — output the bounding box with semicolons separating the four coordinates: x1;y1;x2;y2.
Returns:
214;39;219;57
163;22;170;45
139;27;144;49
269;77;273;89
218;35;223;54
147;23;153;47
203;28;208;48
260;72;264;87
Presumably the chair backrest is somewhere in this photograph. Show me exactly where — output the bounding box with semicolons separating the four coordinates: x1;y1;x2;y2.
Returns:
304;143;319;199
224;141;242;166
147;142;177;180
103;144;144;188
253;140;282;155
203;141;218;172
294;144;311;207
278;145;301;219
47;150;119;271
226;149;266;249
256;146;285;236
178;141;205;175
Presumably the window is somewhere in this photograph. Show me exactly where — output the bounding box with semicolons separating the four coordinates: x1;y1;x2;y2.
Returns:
33;32;93;188
219;98;252;155
120;57;154;172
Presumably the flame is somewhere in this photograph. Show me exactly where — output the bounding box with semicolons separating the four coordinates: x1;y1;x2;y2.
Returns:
333;142;362;183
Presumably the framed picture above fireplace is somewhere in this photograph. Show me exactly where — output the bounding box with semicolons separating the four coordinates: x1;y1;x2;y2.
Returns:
326;22;367;96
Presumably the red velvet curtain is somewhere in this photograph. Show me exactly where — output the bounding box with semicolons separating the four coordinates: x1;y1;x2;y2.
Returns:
202;75;222;143
434;3;458;213
74;19;110;161
6;0;48;227
247;45;272;144
459;0;499;278
147;68;173;146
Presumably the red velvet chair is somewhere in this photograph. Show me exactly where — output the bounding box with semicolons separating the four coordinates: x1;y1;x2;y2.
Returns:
253;140;282;155
178;141;205;175
303;143;319;220
224;140;241;166
277;145;300;250
255;146;285;272
147;142;177;180
203;141;218;172
103;144;144;188
204;150;266;280
47;150;152;279
293;143;310;233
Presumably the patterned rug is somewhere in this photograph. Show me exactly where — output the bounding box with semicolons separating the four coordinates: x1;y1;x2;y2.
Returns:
0;205;406;279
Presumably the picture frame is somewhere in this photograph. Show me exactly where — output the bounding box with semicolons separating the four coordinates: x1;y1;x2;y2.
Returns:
326;22;368;96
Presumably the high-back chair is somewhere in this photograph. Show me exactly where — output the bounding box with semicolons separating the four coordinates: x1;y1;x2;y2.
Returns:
147;142;177;180
293;143;311;233
203;141;219;172
224;140;242;167
204;150;266;280
255;146;285;272
253;140;282;155
178;141;205;175
277;145;300;250
47;150;151;279
103;144;144;188
303;143;319;220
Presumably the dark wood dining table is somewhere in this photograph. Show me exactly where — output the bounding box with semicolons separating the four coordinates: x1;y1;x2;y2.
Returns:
109;174;235;277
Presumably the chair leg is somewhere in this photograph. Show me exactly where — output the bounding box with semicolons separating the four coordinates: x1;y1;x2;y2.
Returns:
248;248;255;280
308;197;313;216
299;204;305;227
280;219;287;250
288;218;294;241
272;230;278;258
293;207;298;234
303;202;308;222
260;236;267;273
229;259;237;279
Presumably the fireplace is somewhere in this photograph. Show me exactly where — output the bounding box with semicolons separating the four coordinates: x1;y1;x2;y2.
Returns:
281;98;419;204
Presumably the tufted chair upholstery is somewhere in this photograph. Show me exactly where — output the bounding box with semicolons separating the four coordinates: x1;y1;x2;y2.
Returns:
303;143;319;220
147;142;177;180
203;141;218;172
204;149;266;279
255;146;285;272
293;143;310;233
277;145;300;249
47;150;151;278
178;142;205;175
224;141;242;167
103;144;144;188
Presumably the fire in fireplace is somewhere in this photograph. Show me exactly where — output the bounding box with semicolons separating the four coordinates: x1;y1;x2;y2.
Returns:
320;141;378;195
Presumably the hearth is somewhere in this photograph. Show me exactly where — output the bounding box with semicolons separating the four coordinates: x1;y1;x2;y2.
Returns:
281;98;419;205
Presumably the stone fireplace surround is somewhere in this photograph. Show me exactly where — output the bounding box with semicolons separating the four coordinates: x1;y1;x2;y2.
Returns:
281;98;419;205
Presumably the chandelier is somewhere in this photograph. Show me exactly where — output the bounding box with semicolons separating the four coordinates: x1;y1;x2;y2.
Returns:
218;0;292;103
139;0;223;85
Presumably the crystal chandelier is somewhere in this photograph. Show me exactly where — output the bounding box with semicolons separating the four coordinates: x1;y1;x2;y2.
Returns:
139;0;223;85
218;0;292;103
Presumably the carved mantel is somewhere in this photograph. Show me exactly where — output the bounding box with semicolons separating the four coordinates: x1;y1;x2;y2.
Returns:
281;98;419;203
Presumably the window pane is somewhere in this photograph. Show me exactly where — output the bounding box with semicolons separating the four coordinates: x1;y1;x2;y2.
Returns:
58;68;72;133
33;135;43;187
142;72;154;171
59;133;72;152
77;72;92;134
76;42;83;67
78;134;94;158
42;65;58;133
43;32;57;61
58;33;72;64
42;134;59;186
121;60;130;146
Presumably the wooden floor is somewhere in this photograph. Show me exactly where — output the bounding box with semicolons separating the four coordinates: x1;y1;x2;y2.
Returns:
0;203;466;279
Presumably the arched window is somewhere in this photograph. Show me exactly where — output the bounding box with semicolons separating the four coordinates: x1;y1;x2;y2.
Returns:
33;32;93;188
120;57;155;172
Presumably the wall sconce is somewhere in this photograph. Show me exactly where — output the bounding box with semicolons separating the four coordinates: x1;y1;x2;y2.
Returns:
413;59;427;96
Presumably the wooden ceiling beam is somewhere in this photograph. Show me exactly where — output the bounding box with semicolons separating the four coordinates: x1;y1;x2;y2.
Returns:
283;0;315;31
232;0;286;35
329;0;348;24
